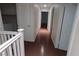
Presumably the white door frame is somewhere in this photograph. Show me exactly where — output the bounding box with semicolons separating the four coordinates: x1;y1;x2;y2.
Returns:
38;8;41;31
40;9;49;29
37;8;49;33
34;5;41;34
47;6;53;32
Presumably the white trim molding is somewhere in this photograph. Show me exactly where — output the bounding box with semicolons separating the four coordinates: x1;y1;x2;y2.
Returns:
47;6;53;32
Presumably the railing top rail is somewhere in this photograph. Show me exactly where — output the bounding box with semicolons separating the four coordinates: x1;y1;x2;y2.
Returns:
0;31;18;35
0;32;23;53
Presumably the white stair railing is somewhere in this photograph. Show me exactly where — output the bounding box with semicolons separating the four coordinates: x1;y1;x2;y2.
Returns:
0;29;25;56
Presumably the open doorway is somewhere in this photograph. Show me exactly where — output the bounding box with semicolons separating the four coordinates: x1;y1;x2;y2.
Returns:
0;3;18;31
41;11;48;29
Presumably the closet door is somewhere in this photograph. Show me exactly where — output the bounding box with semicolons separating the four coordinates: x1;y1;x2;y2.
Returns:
59;5;77;50
51;6;64;48
16;4;38;41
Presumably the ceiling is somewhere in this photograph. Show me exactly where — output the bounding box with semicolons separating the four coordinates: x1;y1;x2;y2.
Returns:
33;3;77;11
0;3;77;11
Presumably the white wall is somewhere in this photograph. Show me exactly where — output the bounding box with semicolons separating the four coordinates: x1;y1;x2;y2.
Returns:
33;5;39;37
59;5;77;50
16;4;39;42
47;6;53;33
0;9;4;45
0;9;4;31
67;4;79;56
34;5;41;33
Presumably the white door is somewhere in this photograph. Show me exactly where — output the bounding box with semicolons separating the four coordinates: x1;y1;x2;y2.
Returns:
51;6;64;48
16;4;39;41
59;5;77;50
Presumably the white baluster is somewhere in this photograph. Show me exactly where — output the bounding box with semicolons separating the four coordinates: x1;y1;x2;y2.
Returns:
13;42;17;56
3;34;7;42
18;29;25;56
0;34;2;45
3;34;8;56
1;34;5;43
1;34;7;56
8;45;13;56
2;51;6;56
11;35;17;56
16;39;20;56
0;53;2;56
7;35;13;56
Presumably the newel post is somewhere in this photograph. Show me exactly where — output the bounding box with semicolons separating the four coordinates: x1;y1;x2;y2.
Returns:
17;29;25;56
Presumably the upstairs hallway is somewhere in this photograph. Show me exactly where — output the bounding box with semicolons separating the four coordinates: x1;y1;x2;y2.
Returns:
25;28;67;56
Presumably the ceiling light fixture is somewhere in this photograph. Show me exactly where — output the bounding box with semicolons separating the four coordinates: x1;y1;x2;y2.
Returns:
43;4;47;7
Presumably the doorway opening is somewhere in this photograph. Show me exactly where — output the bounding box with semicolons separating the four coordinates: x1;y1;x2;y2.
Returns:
41;11;48;29
0;3;18;31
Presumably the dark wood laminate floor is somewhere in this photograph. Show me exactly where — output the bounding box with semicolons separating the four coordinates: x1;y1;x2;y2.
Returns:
24;29;67;56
